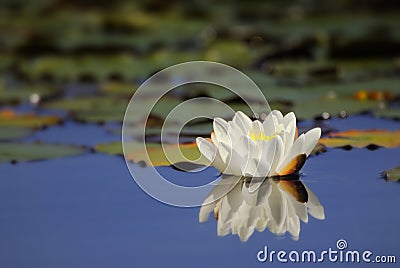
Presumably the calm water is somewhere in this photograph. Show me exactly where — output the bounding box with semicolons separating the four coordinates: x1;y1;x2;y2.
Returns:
1;116;399;267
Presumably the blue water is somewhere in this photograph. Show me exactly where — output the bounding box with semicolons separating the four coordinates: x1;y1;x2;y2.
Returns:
1;116;399;267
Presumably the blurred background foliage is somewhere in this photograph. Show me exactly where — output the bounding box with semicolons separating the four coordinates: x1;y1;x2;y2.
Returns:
0;0;400;162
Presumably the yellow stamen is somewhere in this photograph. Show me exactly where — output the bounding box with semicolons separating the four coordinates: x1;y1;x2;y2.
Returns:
250;133;276;141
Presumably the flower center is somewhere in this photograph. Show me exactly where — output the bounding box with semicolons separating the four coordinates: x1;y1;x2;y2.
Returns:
249;133;276;141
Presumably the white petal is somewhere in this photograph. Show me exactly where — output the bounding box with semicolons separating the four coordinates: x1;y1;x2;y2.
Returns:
196;137;226;172
213;117;228;145
276;134;305;173
249;139;276;191
199;201;217;223
305;185;325;220
282;112;296;147
241;139;260;177
242;182;258;206
287;202;300;238
214;119;230;162
228;122;246;148
249;120;264;138
282;112;296;129
266;181;286;230
220;142;245;175
199;175;241;222
271;110;283;121
233;111;252;134
235;135;252;158
211;131;218;145
238;225;255;242
262;112;277;136
269;135;284;176
288;195;308;223
256;180;273;205
196;137;217;163
302;127;321;156
226;181;243;213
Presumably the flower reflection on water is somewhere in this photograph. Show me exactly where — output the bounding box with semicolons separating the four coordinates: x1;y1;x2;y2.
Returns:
199;175;325;242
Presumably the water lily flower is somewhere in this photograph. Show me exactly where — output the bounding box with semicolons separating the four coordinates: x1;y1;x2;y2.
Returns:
196;110;321;179
199;175;325;242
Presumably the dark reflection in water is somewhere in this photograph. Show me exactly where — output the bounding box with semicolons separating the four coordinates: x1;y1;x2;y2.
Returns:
199;175;325;242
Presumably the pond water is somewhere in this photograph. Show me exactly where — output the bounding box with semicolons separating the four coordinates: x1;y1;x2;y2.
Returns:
1;116;399;267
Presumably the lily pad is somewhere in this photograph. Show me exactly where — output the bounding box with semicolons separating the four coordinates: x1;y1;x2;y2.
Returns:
0;142;86;163
319;129;400;148
43;97;129;123
293;97;381;120
0;127;33;141
0;110;62;128
100;82;138;97
126;142;205;166
204;41;254;67
95;141;162;155
382;166;400;182
374;109;400;120
96;140;205;166
0;85;57;105
21;55;155;81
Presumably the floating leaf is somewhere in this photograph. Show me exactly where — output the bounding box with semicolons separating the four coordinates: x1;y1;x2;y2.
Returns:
95;141;159;155
204;41;254;67
0;127;33;141
310;143;327;155
374;109;400;120
100;82;138;97
43;97;129;123
0;142;86;163
127;142;206;166
319;129;400;148
0;110;62;128
96;140;206;166
0;85;57;104
21;55;155;81
382;166;400;182
293;97;381;120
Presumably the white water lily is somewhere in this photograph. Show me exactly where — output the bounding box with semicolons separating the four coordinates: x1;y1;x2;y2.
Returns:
196;110;321;179
199;176;325;242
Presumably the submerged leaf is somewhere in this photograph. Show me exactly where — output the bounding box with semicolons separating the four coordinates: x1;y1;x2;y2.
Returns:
319;129;400;148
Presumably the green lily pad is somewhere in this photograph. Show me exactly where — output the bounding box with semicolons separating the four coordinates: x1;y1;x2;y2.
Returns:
95;140;206;167
293;97;381;120
382;166;400;182
203;41;254;67
319;129;400;148
0;142;86;163
100;82;138;97
374;109;400;120
125;142;206;166
0;127;33;141
95;141;165;155
21;55;155;81
0;110;62;128
43;97;129;123
0;85;57;104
